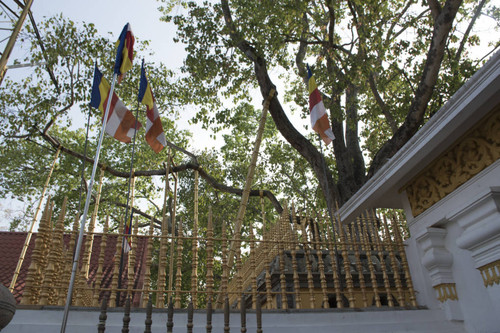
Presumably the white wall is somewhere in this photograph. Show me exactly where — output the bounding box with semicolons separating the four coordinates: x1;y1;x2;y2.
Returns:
405;160;500;333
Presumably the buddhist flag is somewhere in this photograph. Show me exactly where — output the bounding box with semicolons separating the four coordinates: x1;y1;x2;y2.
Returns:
90;65;142;143
138;60;166;153
307;65;335;145
114;23;135;82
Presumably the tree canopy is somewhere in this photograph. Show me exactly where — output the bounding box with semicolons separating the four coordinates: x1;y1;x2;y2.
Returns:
0;1;499;232
159;0;499;209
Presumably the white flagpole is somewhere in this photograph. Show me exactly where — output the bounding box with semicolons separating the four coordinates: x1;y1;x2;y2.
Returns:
60;73;118;333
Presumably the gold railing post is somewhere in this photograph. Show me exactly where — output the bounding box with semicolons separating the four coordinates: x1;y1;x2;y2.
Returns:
249;223;258;309
360;214;380;307
206;207;215;303
290;205;302;309
109;217;125;306
322;219;343;308
10;147;60;293
264;228;273;309
191;170;199;308
299;214;316;308
217;221;229;309
127;217;139;300
391;215;417;306
141;216;155;308
174;219;184;308
335;210;355;308
278;207;288;309
313;215;329;308
382;215;404;306
93;215;109;306
370;211;393;307
59;213;80;305
41;198;67;305
21;199;52;305
352;220;368;307
83;168;105;279
234;230;244;308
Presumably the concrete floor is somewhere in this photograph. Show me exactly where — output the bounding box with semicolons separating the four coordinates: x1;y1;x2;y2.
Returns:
3;306;466;333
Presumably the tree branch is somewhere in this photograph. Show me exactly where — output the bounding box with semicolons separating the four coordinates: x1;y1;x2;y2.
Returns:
368;0;463;176
109;201;164;229
220;0;340;209
385;0;413;43
368;73;398;133
428;0;442;20
389;8;431;45
295;13;309;82
38;130;283;214
43;102;74;135
455;0;487;63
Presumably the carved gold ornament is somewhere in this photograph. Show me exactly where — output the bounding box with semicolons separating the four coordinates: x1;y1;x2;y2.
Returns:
478;260;500;287
434;283;458;302
403;107;500;216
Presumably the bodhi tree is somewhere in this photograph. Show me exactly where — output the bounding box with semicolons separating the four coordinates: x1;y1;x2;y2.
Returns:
1;1;499;230
159;0;499;211
0;14;284;230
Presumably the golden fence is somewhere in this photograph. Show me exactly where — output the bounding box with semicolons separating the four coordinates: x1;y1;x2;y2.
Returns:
14;198;416;310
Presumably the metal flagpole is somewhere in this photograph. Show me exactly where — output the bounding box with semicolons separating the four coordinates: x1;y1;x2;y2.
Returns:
316;134;344;292
75;107;93;213
116;78;142;306
60;73;119;333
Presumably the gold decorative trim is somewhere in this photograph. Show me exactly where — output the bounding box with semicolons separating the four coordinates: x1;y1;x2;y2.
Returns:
478;260;500;287
402;106;500;216
434;283;458;302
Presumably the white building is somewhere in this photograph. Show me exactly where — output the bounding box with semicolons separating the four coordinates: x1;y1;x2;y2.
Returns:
340;50;500;332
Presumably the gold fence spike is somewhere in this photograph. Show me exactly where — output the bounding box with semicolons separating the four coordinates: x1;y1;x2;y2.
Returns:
323;219;343;308
58;212;80;306
390;215;417;306
370;210;393;307
127;217;139;300
174;219;184;308
141;216;155;308
290;205;302;309
249;222;257;309
313;214;329;308
299;214;316;309
93;215;109;307
337;216;355;308
191;170;199;308
352;219;368;307
360;213;380;307
206;207;215;303
278;208;288;309
109;216;124;306
382;215;404;306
